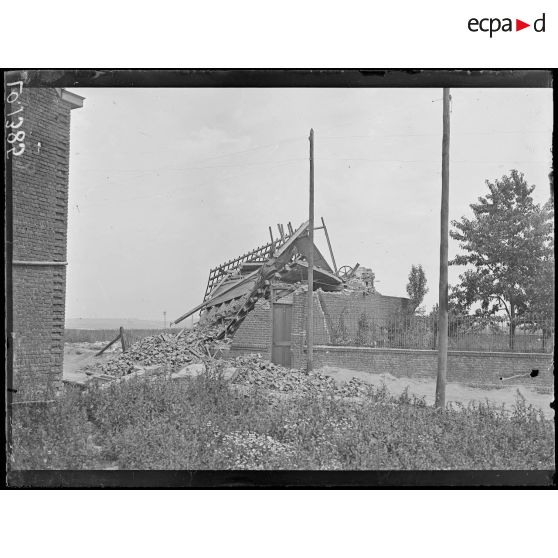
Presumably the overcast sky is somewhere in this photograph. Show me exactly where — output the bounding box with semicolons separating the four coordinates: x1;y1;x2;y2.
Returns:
65;87;552;323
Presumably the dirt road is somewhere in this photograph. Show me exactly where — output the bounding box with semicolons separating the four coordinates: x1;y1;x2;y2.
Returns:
318;365;554;419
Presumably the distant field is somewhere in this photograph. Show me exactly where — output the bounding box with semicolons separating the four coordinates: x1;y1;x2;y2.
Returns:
64;328;182;344
65;317;195;329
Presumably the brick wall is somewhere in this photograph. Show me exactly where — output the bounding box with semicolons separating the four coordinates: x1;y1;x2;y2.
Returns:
291;290;412;363
316;290;413;342
309;346;554;387
11;88;81;399
227;299;273;360
226;288;412;368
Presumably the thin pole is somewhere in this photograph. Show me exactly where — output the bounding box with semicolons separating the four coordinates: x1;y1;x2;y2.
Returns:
270;284;275;362
163;311;167;329
307;128;315;372
435;88;451;409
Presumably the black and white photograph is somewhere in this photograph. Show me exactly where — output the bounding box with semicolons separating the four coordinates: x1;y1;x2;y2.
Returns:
4;70;555;486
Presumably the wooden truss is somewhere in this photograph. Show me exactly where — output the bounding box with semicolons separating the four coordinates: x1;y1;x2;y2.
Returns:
171;218;353;337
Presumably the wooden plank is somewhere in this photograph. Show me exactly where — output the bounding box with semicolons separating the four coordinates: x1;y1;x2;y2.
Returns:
274;221;309;259
172;300;208;326
344;263;360;281
95;332;122;356
120;326;127;352
321;217;338;273
284;260;342;284
206;277;257;307
173;269;260;325
239;262;264;273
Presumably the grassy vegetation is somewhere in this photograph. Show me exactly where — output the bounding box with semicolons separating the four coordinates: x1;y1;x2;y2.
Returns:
9;372;555;470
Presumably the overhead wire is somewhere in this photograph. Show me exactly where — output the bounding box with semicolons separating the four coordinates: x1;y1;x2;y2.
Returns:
70;93;551;207
72;158;308;208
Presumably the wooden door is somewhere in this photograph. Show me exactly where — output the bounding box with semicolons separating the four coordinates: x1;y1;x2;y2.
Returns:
272;304;292;367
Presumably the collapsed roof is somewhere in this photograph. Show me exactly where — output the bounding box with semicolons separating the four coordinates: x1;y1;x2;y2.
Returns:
172;219;358;339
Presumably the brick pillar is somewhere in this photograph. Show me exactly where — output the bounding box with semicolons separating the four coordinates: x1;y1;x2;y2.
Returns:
10;87;83;399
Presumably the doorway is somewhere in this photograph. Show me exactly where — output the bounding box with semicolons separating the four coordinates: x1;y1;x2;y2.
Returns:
272;303;292;367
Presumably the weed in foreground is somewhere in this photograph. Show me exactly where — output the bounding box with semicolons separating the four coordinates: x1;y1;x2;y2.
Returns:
9;374;555;471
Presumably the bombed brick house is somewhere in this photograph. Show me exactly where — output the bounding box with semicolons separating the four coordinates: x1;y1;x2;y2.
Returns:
10;87;84;399
172;220;413;368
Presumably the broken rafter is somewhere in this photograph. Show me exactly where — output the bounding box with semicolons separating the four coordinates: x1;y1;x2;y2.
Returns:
344;263;360;281
203;224;297;301
321;217;338;273
174;270;260;325
216;221;311;340
95;331;122;356
288;259;342;286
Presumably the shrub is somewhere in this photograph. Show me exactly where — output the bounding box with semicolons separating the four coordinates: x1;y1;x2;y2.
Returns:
355;312;371;346
331;308;351;346
9;374;555;471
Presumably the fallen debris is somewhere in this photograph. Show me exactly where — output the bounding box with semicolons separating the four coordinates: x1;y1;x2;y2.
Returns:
171;362;206;380
69;320;377;400
230;354;373;398
78;322;230;385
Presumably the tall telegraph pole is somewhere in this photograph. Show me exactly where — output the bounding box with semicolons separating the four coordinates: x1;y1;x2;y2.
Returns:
435;89;451;409
307;128;315;372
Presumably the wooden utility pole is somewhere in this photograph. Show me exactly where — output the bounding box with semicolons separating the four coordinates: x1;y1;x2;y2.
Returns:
307;128;315;372
119;326;127;353
435;88;451;409
163;311;167;329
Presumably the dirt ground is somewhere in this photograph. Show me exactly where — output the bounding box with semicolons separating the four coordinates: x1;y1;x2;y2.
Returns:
63;343;554;419
63;342;119;384
317;365;555;419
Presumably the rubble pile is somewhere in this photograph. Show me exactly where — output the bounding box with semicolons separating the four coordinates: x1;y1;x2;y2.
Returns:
232;354;337;395
82;323;230;379
336;376;375;398
71;330;375;400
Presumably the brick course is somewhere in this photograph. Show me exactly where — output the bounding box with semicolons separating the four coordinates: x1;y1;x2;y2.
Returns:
227;299;273;360
11;88;81;399
308;346;554;387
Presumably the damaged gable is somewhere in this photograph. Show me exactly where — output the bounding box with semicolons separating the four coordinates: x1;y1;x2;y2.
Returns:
172;219;346;336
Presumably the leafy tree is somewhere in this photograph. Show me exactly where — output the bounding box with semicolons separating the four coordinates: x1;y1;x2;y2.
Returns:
406;264;428;310
331;308;350;346
449;170;554;347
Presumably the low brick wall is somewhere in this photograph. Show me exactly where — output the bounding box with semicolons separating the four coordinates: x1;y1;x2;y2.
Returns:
308;346;554;387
